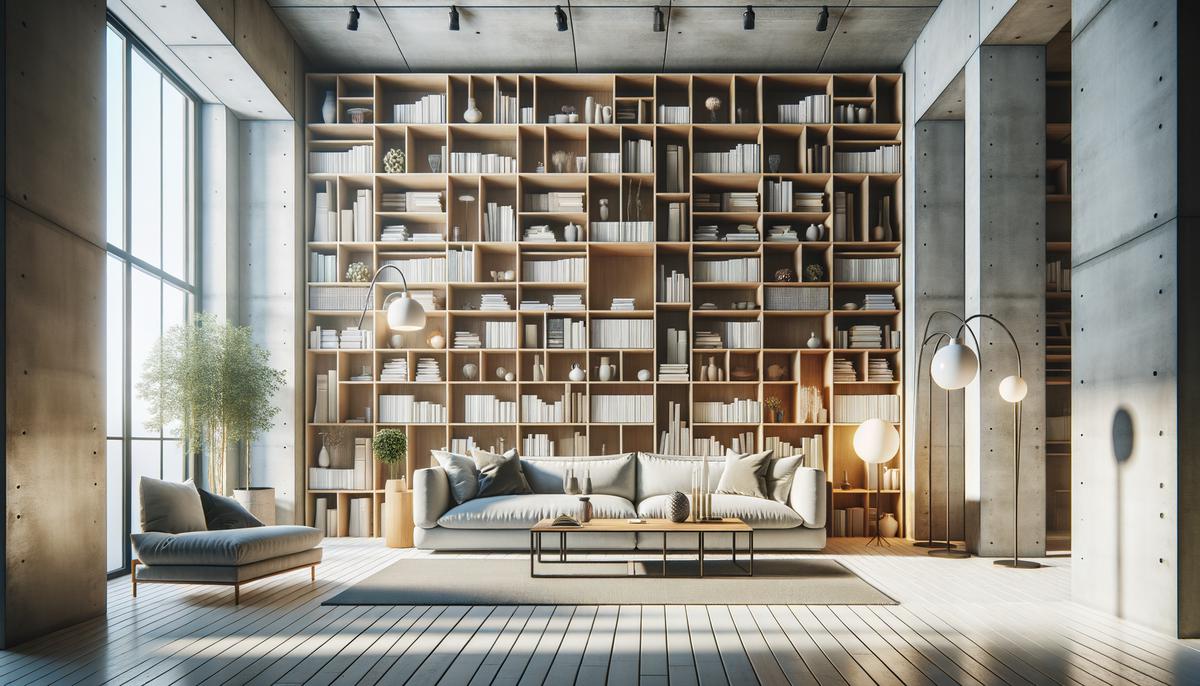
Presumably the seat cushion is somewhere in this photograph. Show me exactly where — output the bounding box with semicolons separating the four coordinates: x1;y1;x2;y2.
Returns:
437;494;636;529
131;525;322;566
637;494;803;529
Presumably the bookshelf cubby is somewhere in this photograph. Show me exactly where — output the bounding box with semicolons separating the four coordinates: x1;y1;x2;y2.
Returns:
305;73;905;539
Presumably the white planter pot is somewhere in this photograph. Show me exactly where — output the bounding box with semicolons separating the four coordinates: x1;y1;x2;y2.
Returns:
234;487;276;525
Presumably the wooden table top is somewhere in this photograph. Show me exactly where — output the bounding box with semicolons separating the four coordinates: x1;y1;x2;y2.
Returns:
530;517;751;533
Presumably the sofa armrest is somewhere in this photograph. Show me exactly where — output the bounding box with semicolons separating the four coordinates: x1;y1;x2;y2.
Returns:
789;468;827;529
413;467;452;528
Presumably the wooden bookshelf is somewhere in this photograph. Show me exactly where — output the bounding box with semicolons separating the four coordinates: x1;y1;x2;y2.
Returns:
303;73;905;539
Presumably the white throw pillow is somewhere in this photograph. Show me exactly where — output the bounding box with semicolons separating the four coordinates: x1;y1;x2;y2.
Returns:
432;449;479;504
715;449;772;499
764;454;805;503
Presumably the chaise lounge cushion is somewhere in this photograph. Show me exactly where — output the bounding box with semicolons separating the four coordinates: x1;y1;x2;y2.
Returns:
636;494;804;529
437;494;637;529
131;525;323;567
139;477;208;534
197;489;264;530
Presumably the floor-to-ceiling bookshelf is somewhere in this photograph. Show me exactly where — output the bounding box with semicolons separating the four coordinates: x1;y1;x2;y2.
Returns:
303;73;905;538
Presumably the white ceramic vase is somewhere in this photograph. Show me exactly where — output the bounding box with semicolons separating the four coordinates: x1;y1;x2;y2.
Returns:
878;512;899;537
318;444;331;468
569;363;586;381
598;356;615;381
321;91;336;124
463;98;483;123
807;332;821;349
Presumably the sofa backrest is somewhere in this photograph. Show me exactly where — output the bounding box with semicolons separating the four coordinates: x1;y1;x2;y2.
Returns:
635;453;726;501
520;453;637;501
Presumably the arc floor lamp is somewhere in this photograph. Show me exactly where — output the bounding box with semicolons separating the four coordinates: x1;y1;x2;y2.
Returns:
356;264;428;333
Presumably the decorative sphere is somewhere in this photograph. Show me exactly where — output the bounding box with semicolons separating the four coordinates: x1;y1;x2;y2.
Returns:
637;369;652;381
496;366;508;380
427;333;446;349
853;418;900;465
462;363;478;380
705;96;722;112
666;491;690;523
505;372;515;382
999;375;1028;403
930;338;979;390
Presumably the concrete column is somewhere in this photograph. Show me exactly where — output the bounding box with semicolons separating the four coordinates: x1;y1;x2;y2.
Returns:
963;45;1047;557
200;104;240;322
904;120;965;542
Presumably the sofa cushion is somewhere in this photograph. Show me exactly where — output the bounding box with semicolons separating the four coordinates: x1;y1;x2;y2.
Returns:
432;450;479;504
765;455;805;503
520;454;636;500
635;453;724;500
473;449;534;498
197;489;264;530
715;450;772;498
139;477;207;534
437;494;636;529
131;525;322;566
637;494;803;529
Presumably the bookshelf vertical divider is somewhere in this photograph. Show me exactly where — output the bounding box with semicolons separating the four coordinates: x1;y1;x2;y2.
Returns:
305;73;905;540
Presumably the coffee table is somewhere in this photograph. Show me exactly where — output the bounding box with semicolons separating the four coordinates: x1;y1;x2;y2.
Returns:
529;518;754;578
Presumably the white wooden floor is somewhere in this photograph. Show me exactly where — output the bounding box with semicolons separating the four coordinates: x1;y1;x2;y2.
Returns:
3;539;1199;685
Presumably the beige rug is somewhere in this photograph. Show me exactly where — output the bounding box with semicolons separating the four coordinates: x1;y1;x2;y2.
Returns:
324;557;896;605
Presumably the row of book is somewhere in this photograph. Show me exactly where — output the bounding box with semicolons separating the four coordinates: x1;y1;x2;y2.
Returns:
693;192;758;212
381;256;447;282
523;256;586;282
520;391;588;423
309;437;374;489
658;266;691;303
831;507;876;537
777;95;831;124
833;325;900;350
765;181;824;213
657;401;691;454
806;144;831;173
832;394;900;423
312;190;374;243
522;432;588;457
313;498;373;537
591;221;654;242
523;192;585;212
764;435;822;469
663;145;688;193
382;191;443;213
495;91;520;124
308;326;370;350
313;370;339;422
623;139;654;173
693;144;761;174
309;145;373;174
692;432;756;457
379;395;446;423
831;190;856;242
449;152;517;174
657;105;691;124
1046;259;1071;292
833;255;900;282
310;253;339;283
694;321;761;349
483;203;516;242
663;201;687;241
833;146;901;174
694;256;760;282
764;286;827;311
694;399;762;423
548;317;587;349
393;94;447;123
588;152;621;174
308;286;370;311
591;394;654;423
591;319;654;348
463;394;519;423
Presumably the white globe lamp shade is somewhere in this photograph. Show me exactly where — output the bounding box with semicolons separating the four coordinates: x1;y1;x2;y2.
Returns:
998;375;1028;403
930;338;979;390
386;293;426;332
853;418;901;465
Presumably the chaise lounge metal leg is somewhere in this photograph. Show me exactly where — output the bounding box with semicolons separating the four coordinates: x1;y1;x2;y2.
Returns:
234;584;240;605
131;560;138;598
311;564;317;583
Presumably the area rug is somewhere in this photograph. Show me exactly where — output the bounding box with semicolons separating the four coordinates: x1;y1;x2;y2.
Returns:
323;558;896;606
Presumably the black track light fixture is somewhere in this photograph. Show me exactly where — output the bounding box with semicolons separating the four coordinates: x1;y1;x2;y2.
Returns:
347;5;360;31
653;6;665;32
449;5;460;31
555;5;568;31
743;5;755;30
816;5;829;32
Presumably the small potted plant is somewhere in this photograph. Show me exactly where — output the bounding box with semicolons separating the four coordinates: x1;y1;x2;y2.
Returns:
765;396;784;423
373;429;409;548
373;429;408;485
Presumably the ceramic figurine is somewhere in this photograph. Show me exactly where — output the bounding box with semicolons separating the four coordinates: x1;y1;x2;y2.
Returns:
569;363;586;381
807;332;821;349
462;363;479;381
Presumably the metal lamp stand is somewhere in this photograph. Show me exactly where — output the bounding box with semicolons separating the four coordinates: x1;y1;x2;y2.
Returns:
994;399;1042;569
865;462;890;547
914;326;956;549
928;383;969;558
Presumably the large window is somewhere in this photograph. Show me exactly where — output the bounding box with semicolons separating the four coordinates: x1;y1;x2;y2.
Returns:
106;22;199;575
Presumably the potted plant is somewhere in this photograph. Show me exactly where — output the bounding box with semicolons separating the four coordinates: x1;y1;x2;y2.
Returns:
139;313;285;522
764;396;784;423
372;429;408;486
373;429;410;548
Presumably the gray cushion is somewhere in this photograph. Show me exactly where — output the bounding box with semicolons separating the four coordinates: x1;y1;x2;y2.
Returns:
716;450;772;499
520;454;636;500
635;453;724;500
134;548;323;583
472;449;533;497
432;450;479;504
131;525;323;566
437;494;636;529
765;455;805;503
139;477;208;534
198;489;264;530
637;494;803;529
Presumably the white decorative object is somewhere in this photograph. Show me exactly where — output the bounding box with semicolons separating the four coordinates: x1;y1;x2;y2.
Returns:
594;103;603;124
389;334;404;349
505;371;516;382
318;443;331;468
705;357;719;381
805;223;822;242
599;199;610;221
462;362;479;380
637;369;651;381
585;96;595;123
807;332;821;349
428;332;446;349
564;222;579;242
705;96;722;122
878;512;899;537
321;91;336;124
857;106;871;124
931;337;979;390
569;363;586;381
496;366;509;380
463;98;483;123
567;112;579;123
602;105;613;124
598;356;616;382
999;375;1028;403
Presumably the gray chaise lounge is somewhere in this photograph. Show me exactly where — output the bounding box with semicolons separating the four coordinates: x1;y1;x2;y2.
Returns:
130;477;323;604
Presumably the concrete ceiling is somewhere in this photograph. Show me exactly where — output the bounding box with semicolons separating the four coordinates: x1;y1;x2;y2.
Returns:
269;1;940;73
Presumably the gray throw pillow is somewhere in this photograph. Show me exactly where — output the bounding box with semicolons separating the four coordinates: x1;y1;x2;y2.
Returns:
139;477;207;533
471;448;533;498
764;455;804;503
432;450;479;504
197;489;264;530
715;450;772;499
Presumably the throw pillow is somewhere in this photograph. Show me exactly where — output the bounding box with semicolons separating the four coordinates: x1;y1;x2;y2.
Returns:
764;455;805;503
432;449;479;504
715;450;772;499
197;489;265;530
471;448;534;498
138;477;207;533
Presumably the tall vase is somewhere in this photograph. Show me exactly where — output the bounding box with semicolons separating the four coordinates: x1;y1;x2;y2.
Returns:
321;91;336;124
463;98;483;123
599;199;609;221
873;196;893;241
706;357;719;381
598;356;614;381
318;444;331;468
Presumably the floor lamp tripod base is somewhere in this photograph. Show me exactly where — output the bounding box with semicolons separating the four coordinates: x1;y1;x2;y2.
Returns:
994;559;1042;569
866;534;891;547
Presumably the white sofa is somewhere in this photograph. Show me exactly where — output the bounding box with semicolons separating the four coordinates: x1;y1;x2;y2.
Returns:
412;452;826;551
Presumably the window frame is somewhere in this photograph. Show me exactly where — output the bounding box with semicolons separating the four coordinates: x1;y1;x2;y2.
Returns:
106;15;202;579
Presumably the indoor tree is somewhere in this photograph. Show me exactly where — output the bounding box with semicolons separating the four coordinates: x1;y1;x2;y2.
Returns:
372;429;408;482
138;313;286;494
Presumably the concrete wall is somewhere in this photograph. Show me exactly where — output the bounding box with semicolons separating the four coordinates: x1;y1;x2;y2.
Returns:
1071;0;1198;637
3;0;107;647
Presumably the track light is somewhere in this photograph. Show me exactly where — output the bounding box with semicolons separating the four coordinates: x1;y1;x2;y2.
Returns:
449;5;460;31
816;5;829;32
743;5;755;30
555;5;568;31
347;5;359;31
653;6;665;32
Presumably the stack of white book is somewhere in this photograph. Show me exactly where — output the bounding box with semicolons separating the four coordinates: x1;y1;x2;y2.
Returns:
694;399;762;423
658;267;690;303
694;330;723;349
695;257;760;282
381;256;447;282
309;145;373;174
848;324;883;348
379;395;446;423
656;105;691;123
552;294;584;311
347;498;372;537
310;253;337;282
663;145;688;193
414;357;442;382
393;94;447;123
833;394;900;423
407;192;444;213
863;293;896;310
311;327;340;350
464;394;518;423
693;144;760;173
693;192;759;212
379;225;410;242
453;331;482;348
312;369;338;422
522;225;557;243
724;225;759;242
450;152;517;174
591;394;653;423
523;192;585;212
867;358;894;382
656;401;692;454
693;225;720;241
591;319;654;349
765;225;799;242
833;357;857;383
338;327;370;349
448;247;475;282
312;183;335;241
658;363;689;382
610;297;636;311
833;145;901;173
777;94;830;123
484;320;517;348
795;191;825;212
523;256;586;282
380;357;409;382
520;300;549;311
588;152;620;173
480;293;512;311
833;255;899;282
622;139;654;173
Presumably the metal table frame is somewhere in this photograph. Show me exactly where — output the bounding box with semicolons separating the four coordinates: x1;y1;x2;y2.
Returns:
529;528;755;578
